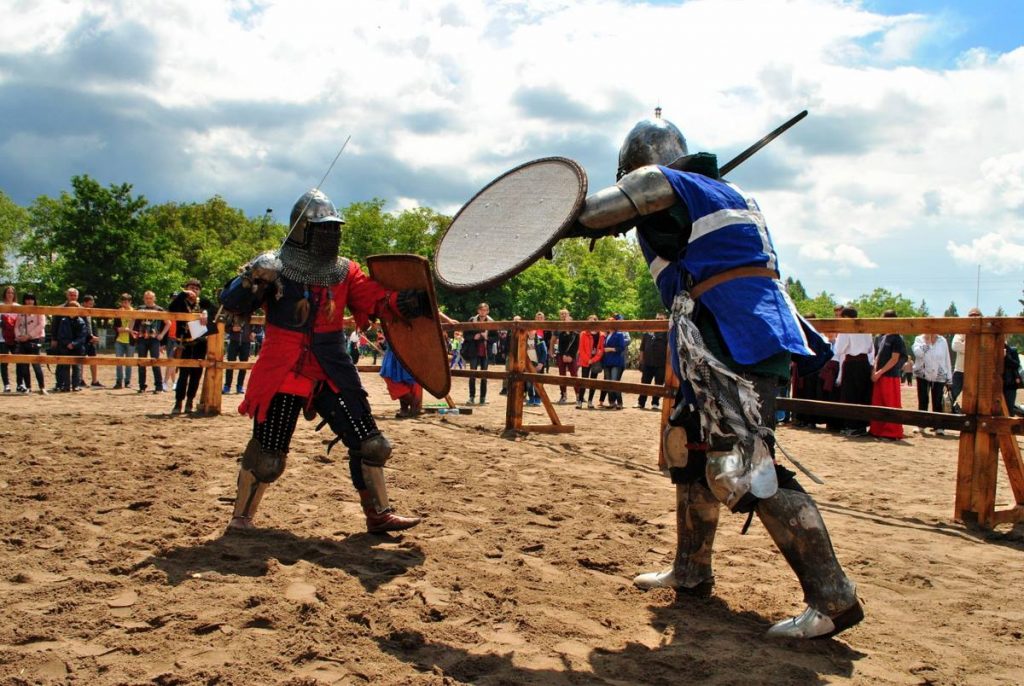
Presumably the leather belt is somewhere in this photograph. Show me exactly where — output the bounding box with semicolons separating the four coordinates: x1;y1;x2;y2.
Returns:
688;266;779;300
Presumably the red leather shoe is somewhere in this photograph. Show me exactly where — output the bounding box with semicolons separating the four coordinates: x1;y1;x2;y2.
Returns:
364;507;421;534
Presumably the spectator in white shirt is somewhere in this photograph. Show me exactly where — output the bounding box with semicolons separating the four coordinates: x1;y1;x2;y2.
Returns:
950;307;982;412
912;332;953;434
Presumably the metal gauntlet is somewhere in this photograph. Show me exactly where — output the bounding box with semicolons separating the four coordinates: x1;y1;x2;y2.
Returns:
241;251;284;300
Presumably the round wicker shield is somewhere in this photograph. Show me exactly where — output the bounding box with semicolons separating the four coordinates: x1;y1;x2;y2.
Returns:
434;157;587;292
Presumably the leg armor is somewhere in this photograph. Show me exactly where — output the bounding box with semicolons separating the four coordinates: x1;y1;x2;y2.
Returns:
312;384;419;533
633;481;720;596
229;394;302;529
757;485;863;639
312;384;383;455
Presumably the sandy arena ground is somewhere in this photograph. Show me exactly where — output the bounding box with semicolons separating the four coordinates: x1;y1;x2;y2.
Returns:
1;365;1022;685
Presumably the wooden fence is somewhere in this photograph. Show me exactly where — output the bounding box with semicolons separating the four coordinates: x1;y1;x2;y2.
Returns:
3;305;1022;530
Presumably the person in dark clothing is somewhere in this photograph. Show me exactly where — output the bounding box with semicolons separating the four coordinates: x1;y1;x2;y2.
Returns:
462;302;496;404
1003;343;1022;416
224;313;253;394
54;302;89;392
536;312;553;373
636;311;668;409
835;307;874;437
133;290;167;393
168;278;214;414
556;308;581;405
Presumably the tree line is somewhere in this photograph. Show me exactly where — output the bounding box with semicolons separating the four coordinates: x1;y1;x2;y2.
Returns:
1;174;1008;327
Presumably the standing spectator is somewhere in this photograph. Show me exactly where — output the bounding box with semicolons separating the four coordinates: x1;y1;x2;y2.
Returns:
223;313;253;395
950;307;982;412
162;297;179;390
373;327;385;365
251;321;265;358
602;314;627;410
834;306;874;437
577;314;605;409
13;293;46;394
462;302;495;405
636;311;668;409
912;332;952;435
868;310;907;439
901;356;915;386
791;313;824;427
80;294;103;388
0;285;18;392
348;328;362;364
133;290;166;394
498;316;519;396
1003;342;1022;416
525;325;548;406
449;330;464;369
168;278;213;414
54;302;88;392
555;308;581;405
536;311;553;373
113;293;134;389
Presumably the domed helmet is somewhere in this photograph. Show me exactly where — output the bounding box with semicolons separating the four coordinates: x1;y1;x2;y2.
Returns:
279;189;347;286
616;113;688;180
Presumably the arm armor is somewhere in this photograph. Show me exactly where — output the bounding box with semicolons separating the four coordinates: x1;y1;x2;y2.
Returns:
221;252;284;314
578;165;677;230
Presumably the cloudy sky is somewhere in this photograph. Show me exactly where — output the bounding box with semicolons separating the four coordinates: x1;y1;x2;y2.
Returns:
2;0;1022;313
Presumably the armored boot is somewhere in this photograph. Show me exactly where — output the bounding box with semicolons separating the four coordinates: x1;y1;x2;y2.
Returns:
359;460;421;534
757;487;863;639
228;468;269;530
227;438;287;531
633;482;720;597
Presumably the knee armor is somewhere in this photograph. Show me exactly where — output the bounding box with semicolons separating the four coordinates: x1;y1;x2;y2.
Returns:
241;437;287;483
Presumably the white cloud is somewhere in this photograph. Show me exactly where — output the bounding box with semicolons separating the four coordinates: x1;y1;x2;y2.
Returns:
1;0;1023;313
797;241;878;269
947;234;1024;274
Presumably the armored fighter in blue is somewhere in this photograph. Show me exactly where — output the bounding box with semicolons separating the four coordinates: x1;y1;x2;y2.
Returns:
574;112;863;640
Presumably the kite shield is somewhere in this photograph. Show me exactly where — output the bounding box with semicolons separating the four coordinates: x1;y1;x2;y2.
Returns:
366;254;451;399
434;157;587;292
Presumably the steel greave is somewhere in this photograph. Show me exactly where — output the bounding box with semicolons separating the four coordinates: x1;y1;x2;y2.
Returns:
756;487;858;616
672;481;721;588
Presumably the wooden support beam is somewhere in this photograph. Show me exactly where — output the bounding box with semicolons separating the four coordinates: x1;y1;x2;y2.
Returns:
778;398;974;431
955;331;983;520
991;506;1024;526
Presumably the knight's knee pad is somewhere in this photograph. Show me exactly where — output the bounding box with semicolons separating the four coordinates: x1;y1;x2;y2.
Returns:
358;434;393;467
241;437;287;483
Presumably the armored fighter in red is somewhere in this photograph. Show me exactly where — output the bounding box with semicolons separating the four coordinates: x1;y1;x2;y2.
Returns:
220;189;432;534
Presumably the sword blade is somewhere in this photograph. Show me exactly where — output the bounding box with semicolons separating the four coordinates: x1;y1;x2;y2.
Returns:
719;110;807;177
774;438;825;485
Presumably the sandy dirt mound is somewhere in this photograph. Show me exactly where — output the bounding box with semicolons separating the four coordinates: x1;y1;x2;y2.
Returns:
1;370;1022;685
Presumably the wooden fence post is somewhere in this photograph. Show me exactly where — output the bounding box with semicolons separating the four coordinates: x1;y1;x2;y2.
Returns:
503;328;527;437
199;321;225;415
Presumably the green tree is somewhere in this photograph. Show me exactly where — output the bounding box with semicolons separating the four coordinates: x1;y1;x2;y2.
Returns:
849;288;923;318
785;276;809;302
148;196;284;297
943;301;959;317
0;191;29;282
16;176;184;305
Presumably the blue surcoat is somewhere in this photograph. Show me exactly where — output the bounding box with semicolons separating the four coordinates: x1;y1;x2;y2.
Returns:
638;167;828;374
